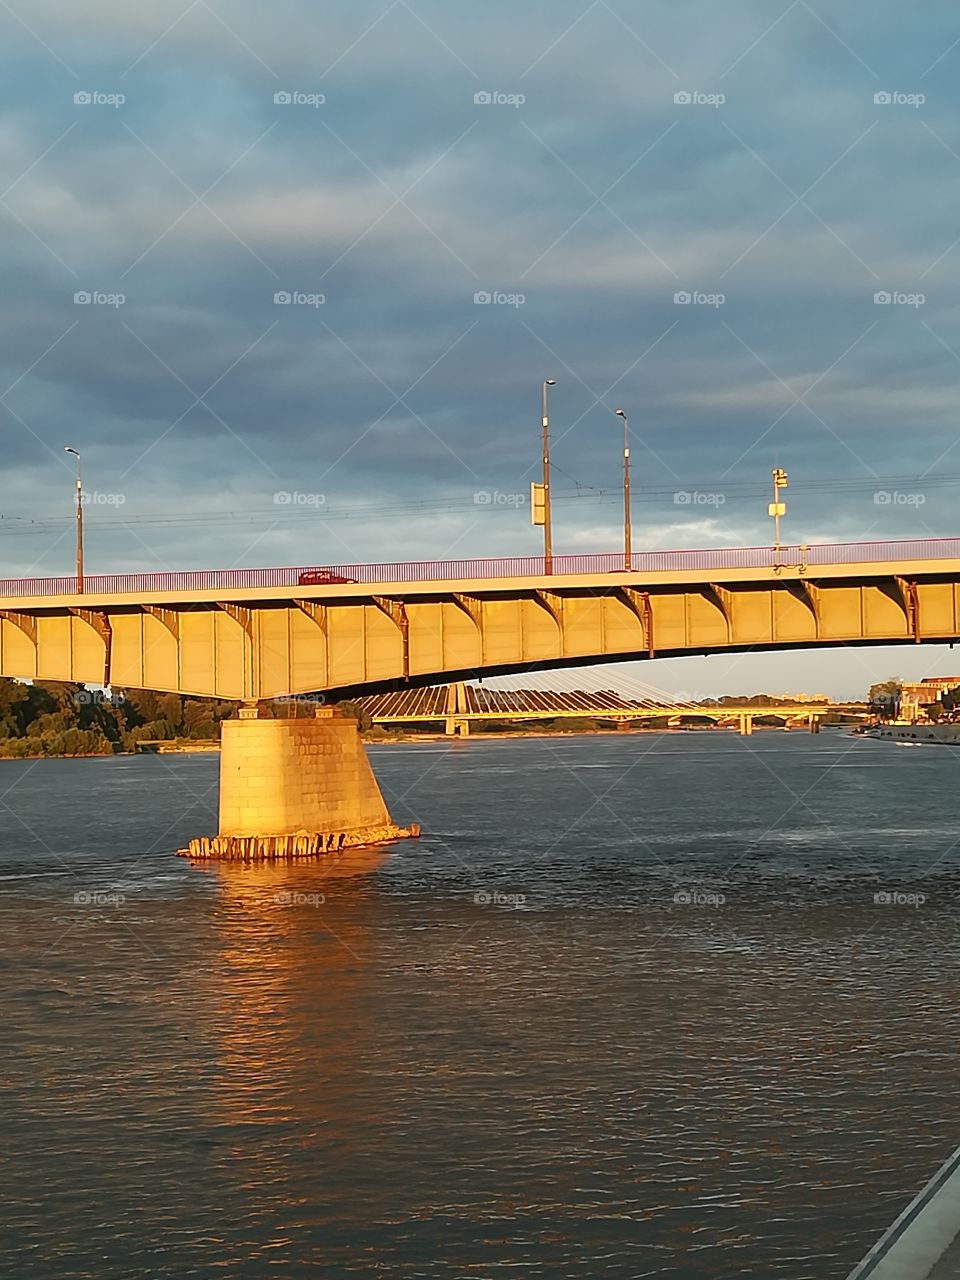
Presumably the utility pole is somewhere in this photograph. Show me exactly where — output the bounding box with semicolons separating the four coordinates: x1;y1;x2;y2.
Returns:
769;467;788;552
64;446;83;593
541;379;556;573
615;410;631;571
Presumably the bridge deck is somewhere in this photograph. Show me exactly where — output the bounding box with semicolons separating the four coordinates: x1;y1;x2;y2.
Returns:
2;536;960;604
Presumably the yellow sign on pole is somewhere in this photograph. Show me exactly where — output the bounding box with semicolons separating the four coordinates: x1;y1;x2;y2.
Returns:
531;482;546;526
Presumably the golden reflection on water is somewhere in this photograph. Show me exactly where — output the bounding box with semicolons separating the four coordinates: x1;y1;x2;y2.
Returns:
200;851;394;1134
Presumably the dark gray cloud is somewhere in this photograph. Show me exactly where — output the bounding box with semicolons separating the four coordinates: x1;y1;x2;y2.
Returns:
2;0;960;695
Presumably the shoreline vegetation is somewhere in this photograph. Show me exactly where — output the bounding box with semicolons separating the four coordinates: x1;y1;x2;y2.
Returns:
0;677;860;759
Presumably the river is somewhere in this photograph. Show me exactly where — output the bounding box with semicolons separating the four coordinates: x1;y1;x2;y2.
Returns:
2;730;958;1278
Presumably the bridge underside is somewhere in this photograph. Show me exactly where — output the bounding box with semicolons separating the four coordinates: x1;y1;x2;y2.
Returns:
0;571;953;699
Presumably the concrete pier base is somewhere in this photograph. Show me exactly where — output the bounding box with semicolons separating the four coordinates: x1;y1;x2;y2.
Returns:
178;707;419;861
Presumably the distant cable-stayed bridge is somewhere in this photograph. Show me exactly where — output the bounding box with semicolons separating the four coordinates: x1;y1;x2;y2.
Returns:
352;683;867;736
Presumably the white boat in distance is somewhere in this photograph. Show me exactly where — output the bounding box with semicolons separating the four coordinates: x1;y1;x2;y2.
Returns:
861;721;960;745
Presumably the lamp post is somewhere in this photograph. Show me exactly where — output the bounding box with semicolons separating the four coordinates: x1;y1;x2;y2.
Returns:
64;446;83;593
769;466;788;552
541;379;556;574
615;409;631;571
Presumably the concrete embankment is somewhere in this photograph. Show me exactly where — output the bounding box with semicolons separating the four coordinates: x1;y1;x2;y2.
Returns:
847;1143;960;1279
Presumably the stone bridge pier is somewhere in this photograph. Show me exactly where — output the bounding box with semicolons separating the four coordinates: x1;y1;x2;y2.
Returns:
180;705;419;861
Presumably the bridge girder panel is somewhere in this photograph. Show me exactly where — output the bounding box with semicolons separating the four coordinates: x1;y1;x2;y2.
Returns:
141;605;179;639
0;610;37;644
448;594;484;667
69;608;113;686
892;576;921;643
704;585;733;643
0;610;37;681
781;581;820;640
289;603;328;695
617;588;654;657
533;590;564;649
36;614;76;683
372;597;410;679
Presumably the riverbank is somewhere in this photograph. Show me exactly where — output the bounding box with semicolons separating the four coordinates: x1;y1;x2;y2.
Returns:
0;721;848;759
130;723;814;752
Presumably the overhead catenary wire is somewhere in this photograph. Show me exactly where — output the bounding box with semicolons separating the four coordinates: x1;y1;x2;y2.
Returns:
0;467;957;536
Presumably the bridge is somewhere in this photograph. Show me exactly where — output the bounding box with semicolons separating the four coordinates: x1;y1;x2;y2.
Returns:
0;537;957;702
0;536;951;859
353;683;868;735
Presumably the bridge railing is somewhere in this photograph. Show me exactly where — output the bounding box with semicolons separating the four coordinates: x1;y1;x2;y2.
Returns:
1;537;960;597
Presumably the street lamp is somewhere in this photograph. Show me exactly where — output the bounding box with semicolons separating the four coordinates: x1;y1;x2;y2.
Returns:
64;446;83;593
769;466;788;552
615;410;631;571
541;379;556;574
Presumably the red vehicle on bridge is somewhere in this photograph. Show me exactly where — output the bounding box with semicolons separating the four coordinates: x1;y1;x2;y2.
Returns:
297;568;356;586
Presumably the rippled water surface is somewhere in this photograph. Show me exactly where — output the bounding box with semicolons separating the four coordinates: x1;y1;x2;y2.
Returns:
2;730;960;1278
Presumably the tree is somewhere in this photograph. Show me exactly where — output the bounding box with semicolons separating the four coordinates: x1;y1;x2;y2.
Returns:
869;679;902;712
136;719;179;741
121;689;162;725
337;700;372;731
187;718;218;740
157;693;183;727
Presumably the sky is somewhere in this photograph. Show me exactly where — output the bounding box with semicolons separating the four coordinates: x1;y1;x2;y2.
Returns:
3;0;960;698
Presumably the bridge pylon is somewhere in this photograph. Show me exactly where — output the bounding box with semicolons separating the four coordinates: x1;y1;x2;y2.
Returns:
179;705;419;860
444;681;470;737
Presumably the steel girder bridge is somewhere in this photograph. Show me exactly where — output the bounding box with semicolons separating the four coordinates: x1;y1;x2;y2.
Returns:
0;538;954;700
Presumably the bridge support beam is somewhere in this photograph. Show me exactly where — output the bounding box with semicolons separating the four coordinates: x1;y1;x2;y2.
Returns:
444;681;470;737
179;706;419;860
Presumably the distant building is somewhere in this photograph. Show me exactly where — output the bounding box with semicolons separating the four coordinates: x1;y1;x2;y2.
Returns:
768;692;831;704
898;677;960;722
